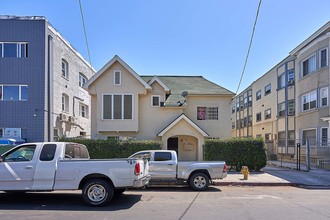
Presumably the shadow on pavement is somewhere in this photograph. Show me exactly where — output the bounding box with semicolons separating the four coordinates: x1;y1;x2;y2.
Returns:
0;191;142;211
135;185;221;192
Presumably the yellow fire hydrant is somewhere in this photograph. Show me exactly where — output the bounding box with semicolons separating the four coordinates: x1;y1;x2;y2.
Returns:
241;166;249;180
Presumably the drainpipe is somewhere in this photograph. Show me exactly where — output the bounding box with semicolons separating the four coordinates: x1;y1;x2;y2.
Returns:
47;35;53;142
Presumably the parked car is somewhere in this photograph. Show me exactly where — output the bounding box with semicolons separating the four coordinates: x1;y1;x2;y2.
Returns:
0;142;150;206
129;150;227;191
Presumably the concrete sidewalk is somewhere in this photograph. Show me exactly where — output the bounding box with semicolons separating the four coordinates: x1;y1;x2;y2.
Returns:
214;162;330;188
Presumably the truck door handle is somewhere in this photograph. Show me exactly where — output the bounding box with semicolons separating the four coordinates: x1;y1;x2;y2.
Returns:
25;166;33;169
167;164;174;166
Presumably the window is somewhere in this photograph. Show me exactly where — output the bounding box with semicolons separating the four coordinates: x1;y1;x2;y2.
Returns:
320;48;328;68
248;95;252;107
232;121;235;129
114;70;121;85
231;105;235;113
236;100;240;111
278;102;285;117
62;59;69;79
278;73;286;89
288;70;295;85
288;100;295;115
151;95;160;107
197;107;218;120
265;109;271;119
79;73;87;87
265;84;271;96
0;128;3;138
40;144;57;161
302;90;317;111
62;93;69;112
0;85;28;101
244;97;248;108
302;54;316;77
103;94;133;120
3;145;36;162
265;133;272;143
248;116;252;126
288;131;295;146
256;112;261;122
154;152;172;161
321;127;328;146
320;87;328;107
278;132;285;147
64;143;89;159
0;42;28;57
256;90;261;100
80;103;88;118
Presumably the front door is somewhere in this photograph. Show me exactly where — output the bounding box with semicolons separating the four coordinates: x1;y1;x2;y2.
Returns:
167;137;179;157
0;145;37;190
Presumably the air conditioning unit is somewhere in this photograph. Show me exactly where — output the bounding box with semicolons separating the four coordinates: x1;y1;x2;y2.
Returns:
287;80;295;85
288;110;295;116
59;113;69;122
69;116;77;124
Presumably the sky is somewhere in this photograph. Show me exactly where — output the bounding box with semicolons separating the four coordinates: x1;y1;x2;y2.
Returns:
2;0;330;93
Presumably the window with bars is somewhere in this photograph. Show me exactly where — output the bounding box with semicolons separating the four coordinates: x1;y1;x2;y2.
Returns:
197;107;218;120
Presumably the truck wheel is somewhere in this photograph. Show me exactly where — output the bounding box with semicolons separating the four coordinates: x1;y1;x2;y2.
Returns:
82;179;114;206
189;173;210;191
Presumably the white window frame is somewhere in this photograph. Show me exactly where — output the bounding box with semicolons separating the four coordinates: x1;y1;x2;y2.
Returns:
301;53;316;77
319;47;328;68
79;103;88;118
197;107;218;120
79;73;87;87
62;59;69;79
114;70;121;85
301;90;317;112
62;93;69;112
320;87;328;107
0;84;28;101
0;42;28;58
265;84;271;96
102;93;134;120
151;95;161;107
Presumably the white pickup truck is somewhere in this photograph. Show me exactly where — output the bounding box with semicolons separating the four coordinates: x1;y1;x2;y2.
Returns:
129;150;227;191
0;142;150;206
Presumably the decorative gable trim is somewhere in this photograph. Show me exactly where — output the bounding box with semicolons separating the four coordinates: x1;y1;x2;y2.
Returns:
84;55;151;90
148;76;170;92
157;114;209;137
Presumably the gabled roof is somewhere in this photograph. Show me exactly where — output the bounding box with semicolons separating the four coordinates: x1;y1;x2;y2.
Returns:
158;114;209;137
84;55;151;90
147;76;170;92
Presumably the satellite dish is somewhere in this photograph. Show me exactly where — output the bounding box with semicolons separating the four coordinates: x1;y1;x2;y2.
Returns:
181;91;188;97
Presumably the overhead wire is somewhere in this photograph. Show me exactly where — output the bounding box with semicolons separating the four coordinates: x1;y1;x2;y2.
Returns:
78;0;92;66
235;0;262;95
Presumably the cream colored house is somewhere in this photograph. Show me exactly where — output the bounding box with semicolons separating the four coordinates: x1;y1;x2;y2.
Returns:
231;21;330;166
85;55;234;161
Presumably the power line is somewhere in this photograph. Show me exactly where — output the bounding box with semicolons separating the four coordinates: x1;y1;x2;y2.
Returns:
235;0;262;95
78;0;92;66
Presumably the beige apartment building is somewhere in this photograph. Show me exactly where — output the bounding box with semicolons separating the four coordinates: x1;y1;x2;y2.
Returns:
85;55;234;161
232;21;330;166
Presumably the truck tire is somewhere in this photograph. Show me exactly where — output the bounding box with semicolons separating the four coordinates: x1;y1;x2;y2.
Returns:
114;188;126;197
189;173;210;191
82;179;114;206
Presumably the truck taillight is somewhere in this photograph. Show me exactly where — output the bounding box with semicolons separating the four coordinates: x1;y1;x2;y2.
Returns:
223;163;227;173
134;163;141;175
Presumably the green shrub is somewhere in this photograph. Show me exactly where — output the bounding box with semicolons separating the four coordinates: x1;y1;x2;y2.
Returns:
205;138;266;171
58;138;162;159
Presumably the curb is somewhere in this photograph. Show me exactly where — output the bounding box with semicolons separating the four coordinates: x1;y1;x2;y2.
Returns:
213;182;296;187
